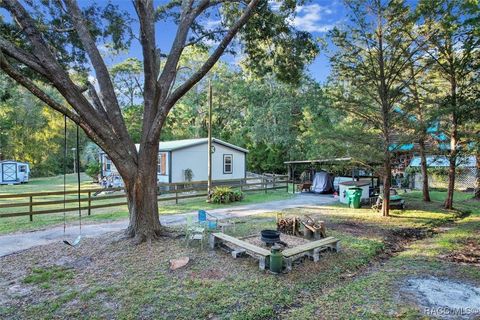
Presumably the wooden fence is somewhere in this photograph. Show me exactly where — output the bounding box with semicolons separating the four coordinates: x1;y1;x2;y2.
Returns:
0;175;289;221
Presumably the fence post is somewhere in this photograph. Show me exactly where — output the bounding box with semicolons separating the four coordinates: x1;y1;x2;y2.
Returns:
29;196;33;222
273;175;276;189
264;176;267;194
88;191;92;216
175;184;178;204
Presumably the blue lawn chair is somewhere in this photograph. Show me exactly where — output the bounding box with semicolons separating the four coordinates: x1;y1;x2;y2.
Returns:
198;210;218;230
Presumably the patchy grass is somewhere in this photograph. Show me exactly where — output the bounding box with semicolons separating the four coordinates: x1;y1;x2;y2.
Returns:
0;190;478;319
0;173;94;194
23;266;74;285
0;174;292;234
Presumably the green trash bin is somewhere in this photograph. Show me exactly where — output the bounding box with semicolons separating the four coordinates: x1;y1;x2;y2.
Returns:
346;187;362;208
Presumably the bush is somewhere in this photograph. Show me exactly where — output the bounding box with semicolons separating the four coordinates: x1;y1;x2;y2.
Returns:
210;186;244;204
85;162;101;182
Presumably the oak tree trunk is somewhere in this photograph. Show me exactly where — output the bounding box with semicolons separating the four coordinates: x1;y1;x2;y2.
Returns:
419;140;431;202
122;143;162;243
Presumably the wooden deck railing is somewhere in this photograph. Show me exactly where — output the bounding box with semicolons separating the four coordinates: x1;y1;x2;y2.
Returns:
0;175;289;221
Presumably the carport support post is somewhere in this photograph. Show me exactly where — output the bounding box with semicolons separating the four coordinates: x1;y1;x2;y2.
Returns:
292;165;296;194
29;196;33;221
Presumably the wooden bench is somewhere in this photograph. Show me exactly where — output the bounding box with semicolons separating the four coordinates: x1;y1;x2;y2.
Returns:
209;233;271;270
282;236;340;271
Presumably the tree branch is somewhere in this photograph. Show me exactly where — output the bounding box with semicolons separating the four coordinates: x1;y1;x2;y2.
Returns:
162;0;260;114
0;36;48;77
0;51;79;123
62;0;132;147
134;0;159;133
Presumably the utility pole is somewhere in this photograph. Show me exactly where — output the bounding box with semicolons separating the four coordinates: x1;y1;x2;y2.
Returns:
207;80;213;200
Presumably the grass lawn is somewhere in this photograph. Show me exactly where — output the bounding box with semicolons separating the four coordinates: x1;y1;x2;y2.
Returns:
0;190;478;319
0;173;293;235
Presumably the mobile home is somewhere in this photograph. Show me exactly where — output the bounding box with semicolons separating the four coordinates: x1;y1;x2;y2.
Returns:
100;138;248;185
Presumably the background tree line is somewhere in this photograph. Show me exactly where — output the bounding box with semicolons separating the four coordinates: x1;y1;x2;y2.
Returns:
0;0;478;212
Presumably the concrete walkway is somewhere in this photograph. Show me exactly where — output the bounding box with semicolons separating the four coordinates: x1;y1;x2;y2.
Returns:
0;193;336;257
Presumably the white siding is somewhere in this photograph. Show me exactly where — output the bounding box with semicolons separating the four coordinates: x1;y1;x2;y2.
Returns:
170;142;246;183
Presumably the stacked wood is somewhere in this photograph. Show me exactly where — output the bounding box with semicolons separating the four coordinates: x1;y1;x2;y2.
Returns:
302;215;326;240
276;216;301;236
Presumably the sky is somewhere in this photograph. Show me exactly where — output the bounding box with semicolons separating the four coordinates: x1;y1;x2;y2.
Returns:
96;0;348;83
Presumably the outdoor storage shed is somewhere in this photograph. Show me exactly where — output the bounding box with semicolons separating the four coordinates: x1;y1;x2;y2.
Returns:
0;160;30;185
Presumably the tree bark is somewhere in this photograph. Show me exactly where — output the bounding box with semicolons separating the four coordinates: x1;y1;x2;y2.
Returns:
122;142;162;243
419;139;431;202
444;75;458;210
444;154;456;209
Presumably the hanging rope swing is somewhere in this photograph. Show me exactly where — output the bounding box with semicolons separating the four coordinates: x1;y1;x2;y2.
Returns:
62;115;82;247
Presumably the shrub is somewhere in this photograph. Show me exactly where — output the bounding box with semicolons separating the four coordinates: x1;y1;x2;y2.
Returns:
210;186;244;204
85;162;101;182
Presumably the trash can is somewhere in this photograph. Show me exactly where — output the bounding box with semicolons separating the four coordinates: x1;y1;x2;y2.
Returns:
346;187;362;208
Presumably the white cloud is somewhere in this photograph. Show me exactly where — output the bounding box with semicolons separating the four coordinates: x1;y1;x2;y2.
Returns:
290;3;336;33
205;19;221;29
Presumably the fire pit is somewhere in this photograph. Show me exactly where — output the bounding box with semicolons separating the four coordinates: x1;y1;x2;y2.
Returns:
260;229;287;247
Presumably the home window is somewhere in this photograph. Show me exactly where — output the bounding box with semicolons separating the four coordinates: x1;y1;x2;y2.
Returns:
223;154;233;174
105;156;111;171
158;153;167;175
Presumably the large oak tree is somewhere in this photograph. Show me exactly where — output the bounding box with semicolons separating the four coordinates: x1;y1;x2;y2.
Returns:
0;0;317;242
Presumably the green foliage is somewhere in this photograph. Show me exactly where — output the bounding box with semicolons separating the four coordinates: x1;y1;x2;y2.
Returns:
0;75;88;177
85;162;101;181
210;186;244;204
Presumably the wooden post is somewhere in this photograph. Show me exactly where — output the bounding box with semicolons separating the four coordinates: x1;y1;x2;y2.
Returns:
273;174;276;189
29;196;33;222
264;177;267;194
88;191;92;216
175;184;178;204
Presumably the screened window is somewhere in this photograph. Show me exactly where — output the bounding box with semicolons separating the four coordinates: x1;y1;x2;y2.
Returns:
223;154;233;174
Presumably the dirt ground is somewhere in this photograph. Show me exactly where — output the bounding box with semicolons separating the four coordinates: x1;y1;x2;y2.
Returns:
1;196;479;319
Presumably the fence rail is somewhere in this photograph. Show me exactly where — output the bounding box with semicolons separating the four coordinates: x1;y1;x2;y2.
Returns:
0;176;289;221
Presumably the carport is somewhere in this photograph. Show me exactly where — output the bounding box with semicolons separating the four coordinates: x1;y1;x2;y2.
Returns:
284;157;381;195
